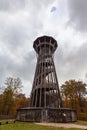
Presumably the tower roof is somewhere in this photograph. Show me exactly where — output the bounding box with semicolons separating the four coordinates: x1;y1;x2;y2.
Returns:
33;35;58;54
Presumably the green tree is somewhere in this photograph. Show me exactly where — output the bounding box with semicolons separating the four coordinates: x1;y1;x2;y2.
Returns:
5;77;23;95
3;86;14;115
61;80;87;112
15;93;30;110
0;94;4;115
2;77;23;115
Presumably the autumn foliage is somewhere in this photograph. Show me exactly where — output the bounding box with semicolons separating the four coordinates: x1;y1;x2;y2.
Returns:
0;77;30;116
0;78;87;121
61;80;87;120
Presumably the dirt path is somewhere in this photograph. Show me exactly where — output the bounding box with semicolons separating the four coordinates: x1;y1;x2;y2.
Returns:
36;123;87;129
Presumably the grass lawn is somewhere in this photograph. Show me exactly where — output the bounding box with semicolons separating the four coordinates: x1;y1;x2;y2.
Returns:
0;120;84;130
0;121;63;130
74;120;87;126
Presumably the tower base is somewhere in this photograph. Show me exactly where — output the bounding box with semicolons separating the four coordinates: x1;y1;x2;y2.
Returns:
16;107;77;123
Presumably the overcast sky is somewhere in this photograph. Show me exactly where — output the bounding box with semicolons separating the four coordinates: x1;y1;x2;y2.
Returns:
0;0;87;96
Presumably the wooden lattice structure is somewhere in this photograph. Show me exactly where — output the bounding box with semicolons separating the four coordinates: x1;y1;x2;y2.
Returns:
30;36;62;108
16;36;77;122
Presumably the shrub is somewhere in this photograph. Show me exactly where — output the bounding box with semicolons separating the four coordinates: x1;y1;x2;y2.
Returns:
78;113;87;121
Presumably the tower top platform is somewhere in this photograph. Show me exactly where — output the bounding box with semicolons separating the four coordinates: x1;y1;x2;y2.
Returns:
33;35;58;54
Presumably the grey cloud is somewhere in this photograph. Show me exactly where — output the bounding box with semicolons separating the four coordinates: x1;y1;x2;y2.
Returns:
0;0;53;50
0;0;53;13
15;51;36;81
0;0;26;12
0;0;50;89
0;53;14;85
0;0;87;96
29;0;53;10
3;26;29;50
55;42;87;84
0;50;36;87
13;51;36;81
67;0;87;31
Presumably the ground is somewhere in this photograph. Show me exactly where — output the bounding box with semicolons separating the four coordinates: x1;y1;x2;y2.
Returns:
36;122;87;129
0;120;87;130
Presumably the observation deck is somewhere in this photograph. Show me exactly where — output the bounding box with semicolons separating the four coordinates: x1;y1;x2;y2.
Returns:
33;36;57;54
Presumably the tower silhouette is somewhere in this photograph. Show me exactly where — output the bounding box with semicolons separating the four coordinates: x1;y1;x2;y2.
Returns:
30;36;62;108
16;35;77;123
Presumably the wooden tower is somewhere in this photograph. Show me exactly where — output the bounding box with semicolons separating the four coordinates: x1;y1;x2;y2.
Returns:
16;36;77;123
30;36;62;108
